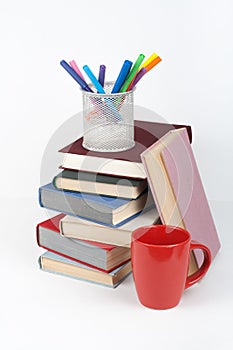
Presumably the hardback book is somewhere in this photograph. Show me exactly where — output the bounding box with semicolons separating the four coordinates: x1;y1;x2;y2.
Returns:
53;169;148;199
59;120;192;179
36;214;131;272
60;207;160;248
141;128;221;274
39;183;154;227
39;251;132;288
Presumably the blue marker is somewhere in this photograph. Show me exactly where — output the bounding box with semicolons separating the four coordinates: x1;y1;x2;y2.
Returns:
83;65;106;93
60;60;93;92
111;60;133;93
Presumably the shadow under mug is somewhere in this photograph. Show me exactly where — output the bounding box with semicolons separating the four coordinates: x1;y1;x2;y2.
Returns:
131;225;212;310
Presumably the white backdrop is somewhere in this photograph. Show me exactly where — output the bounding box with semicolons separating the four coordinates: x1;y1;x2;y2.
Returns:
1;2;233;350
1;0;233;201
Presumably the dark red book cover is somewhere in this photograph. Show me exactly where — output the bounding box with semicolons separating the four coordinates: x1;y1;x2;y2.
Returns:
59;120;192;163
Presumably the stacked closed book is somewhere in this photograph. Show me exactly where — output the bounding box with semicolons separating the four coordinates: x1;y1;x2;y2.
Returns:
37;120;193;287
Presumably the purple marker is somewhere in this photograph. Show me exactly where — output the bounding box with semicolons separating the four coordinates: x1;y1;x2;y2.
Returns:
130;67;147;90
98;65;106;87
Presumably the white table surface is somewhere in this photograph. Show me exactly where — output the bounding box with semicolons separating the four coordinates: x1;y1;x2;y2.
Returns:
1;196;232;350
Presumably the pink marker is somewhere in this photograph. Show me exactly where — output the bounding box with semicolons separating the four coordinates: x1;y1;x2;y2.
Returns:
69;60;86;81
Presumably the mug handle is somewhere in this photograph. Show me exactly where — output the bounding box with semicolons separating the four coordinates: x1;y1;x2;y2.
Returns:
185;240;212;289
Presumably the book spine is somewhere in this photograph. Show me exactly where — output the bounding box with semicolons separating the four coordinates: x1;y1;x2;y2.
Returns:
52;175;59;189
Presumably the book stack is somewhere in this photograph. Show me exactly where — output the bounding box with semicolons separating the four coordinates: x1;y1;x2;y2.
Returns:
37;120;192;287
38;119;221;287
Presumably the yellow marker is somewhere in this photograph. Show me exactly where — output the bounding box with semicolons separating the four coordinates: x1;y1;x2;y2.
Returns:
140;52;158;69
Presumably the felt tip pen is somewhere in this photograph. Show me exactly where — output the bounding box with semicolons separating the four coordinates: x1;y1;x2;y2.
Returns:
83;64;122;120
140;52;158;69
120;53;145;92
145;56;162;72
60;60;93;92
111;60;133;93
130;67;147;90
98;65;106;87
83;65;105;93
69;60;86;81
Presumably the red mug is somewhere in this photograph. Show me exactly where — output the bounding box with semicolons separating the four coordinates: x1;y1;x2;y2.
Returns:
131;225;211;310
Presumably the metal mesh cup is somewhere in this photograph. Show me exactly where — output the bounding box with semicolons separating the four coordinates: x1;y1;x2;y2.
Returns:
82;82;135;152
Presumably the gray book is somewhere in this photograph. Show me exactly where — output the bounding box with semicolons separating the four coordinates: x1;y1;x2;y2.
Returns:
37;214;130;272
39;251;132;288
39;183;154;227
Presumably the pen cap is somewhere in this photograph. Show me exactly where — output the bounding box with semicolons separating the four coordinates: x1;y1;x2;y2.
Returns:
82;81;135;152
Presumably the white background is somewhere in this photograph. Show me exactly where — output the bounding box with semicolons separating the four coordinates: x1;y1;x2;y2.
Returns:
1;1;233;349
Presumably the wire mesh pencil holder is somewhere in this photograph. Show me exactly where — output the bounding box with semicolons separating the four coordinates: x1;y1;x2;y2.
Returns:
82;82;135;152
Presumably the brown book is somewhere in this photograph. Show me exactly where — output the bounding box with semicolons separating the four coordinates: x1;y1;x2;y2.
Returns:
59;120;192;179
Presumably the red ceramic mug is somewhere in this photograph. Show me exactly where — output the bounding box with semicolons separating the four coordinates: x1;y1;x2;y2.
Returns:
131;225;211;310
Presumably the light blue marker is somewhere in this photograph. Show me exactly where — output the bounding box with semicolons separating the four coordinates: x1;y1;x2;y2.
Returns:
83;65;106;93
83;64;122;120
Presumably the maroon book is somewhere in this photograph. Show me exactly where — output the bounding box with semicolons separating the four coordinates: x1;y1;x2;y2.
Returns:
141;128;220;267
59;120;192;179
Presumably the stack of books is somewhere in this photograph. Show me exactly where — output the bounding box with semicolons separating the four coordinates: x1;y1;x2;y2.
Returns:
37;120;167;287
38;119;221;287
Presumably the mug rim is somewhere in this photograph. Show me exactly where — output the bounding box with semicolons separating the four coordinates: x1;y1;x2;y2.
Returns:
131;225;191;247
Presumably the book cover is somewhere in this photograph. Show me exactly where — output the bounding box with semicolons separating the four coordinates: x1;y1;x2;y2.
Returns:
160;128;221;265
53;169;148;199
60;207;160;248
39;251;132;288
37;214;131;272
39;183;153;226
59;120;192;179
141;128;221;270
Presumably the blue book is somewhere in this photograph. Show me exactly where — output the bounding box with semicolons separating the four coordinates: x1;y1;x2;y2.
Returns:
39;251;132;288
39;183;153;227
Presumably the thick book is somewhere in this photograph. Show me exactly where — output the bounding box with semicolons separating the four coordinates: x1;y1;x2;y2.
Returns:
39;183;154;227
39;251;132;288
36;214;131;272
53;169;148;199
59;120;192;179
60;207;160;248
141;128;221;274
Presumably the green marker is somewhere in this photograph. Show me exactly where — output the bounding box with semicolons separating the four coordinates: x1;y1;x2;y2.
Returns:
120;53;145;92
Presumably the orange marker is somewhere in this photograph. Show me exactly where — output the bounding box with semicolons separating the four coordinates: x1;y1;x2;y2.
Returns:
145;56;162;72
